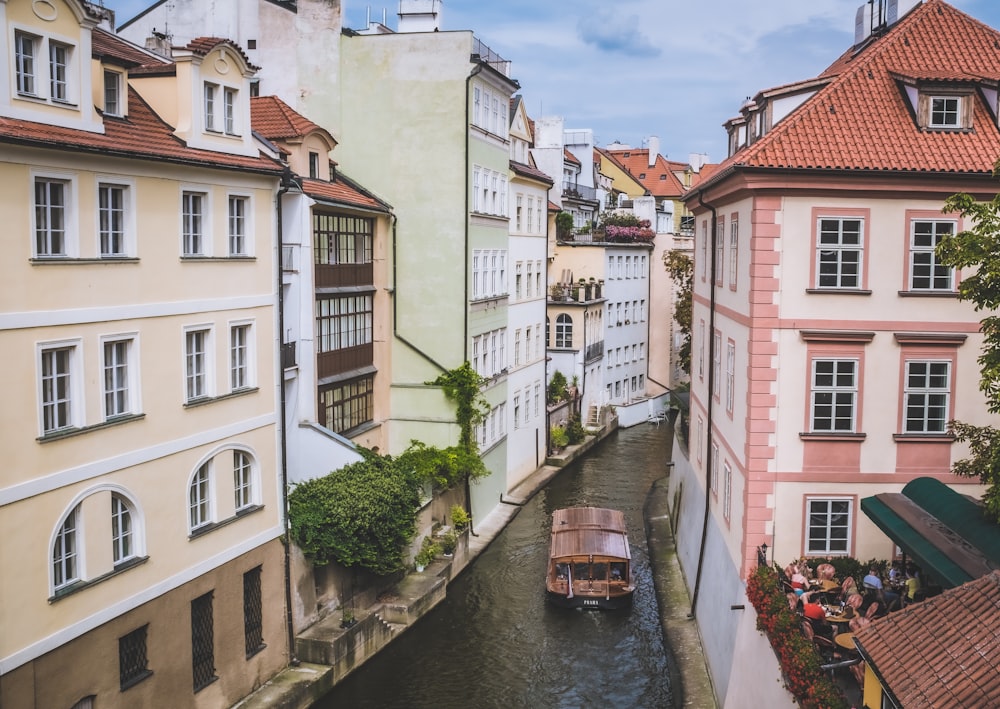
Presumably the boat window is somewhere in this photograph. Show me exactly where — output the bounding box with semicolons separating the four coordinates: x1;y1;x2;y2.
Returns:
574;562;591;580
591;562;608;580
555;563;569;579
610;562;626;581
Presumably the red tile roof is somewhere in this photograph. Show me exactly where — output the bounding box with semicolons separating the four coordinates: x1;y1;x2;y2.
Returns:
719;0;1000;176
301;177;390;212
92;27;171;69
250;96;334;144
854;571;1000;707
604;148;686;199
510;159;553;185
182;37;259;71
563;148;581;166
0;87;282;174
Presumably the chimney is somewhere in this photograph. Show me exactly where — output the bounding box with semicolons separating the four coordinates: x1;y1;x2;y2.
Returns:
398;0;443;33
647;136;659;167
144;30;173;58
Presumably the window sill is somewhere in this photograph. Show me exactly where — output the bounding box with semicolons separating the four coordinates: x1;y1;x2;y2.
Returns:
184;387;258;408
892;433;955;442
120;669;154;692
897;290;959;298
339;419;381;438
49;555;149;603
38;413;145;443
31;257;139;265
246;642;267;660
180;256;257;262
799;432;866;441
805;288;872;296
189;505;263;539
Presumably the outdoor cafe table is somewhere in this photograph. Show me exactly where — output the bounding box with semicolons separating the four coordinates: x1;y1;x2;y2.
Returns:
835;632;857;651
823;606;853;625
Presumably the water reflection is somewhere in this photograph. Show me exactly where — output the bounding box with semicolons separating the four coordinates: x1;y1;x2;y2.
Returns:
315;425;675;709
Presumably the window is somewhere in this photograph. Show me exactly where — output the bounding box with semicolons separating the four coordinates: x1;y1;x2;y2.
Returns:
15;31;37;95
34;177;68;257
729;217;739;288
516;195;523;231
182;192;206;256
514;329;521;366
526;261;533;298
228;196;249;256
723;462;732;521
119;624;152;690
243;567;265;658
714;219;725;284
525;326;532;361
204;83;217;131
99;183;127;257
929;96;960;128
41;345;75;434
316;295;373;352
52;506;79;591
104;70;121;115
555;314;573;348
223;87;237;134
103;338;135;419
513;395;520;429
319;375;374;433
313;214;373;266
471;249;508;299
308;152;319;179
910;220;955;291
515;262;523;299
230;324;252;390
806;498;851;555
191;592;217;691
726;341;735;414
234;450;254;511
817;218;862;289
710;442;719;493
904;361;950;433
185;329;210;401
534;383;541;417
713;332;721;398
810;359;857;432
49;42;69;102
111;494;135;565
189;463;212;531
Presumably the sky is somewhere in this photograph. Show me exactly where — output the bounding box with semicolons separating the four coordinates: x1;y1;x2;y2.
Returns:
102;0;1000;166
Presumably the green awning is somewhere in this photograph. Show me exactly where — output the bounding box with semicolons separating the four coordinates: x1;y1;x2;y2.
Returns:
860;477;1000;589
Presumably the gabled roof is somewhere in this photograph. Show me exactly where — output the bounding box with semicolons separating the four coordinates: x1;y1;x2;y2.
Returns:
251;96;335;146
854;571;1000;707
604;148;686;199
301;176;391;213
510;159;553;186
709;0;1000;180
0;87;281;174
180;37;259;71
92;27;171;69
563;148;581;166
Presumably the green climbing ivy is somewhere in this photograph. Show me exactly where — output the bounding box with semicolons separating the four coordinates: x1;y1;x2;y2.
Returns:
428;361;490;453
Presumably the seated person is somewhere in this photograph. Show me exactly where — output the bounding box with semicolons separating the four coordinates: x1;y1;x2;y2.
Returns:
798;590;834;639
786;563;809;595
904;564;923;603
862;566;900;610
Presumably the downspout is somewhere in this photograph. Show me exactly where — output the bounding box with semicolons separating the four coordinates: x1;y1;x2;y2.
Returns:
276;166;298;665
689;191;718;618
463;61;486;537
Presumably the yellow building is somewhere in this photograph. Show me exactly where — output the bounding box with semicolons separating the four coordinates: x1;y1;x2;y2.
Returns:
0;3;288;706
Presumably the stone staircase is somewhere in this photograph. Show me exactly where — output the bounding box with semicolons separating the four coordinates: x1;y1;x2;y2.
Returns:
585;404;601;430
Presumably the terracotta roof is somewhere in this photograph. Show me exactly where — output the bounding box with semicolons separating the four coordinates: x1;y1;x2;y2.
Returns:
301;177;390;213
92;28;171;69
718;0;1000;176
181;37;259;71
854;571;1000;707
250;96;334;144
0;87;282;174
509;159;553;185
563;147;580;166
605;148;686;199
548;200;560;212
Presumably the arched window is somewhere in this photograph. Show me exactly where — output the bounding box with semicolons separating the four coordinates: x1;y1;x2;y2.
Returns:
555;314;573;348
53;506;80;591
234;449;254;511
189;447;260;535
111;494;135;566
189;462;211;531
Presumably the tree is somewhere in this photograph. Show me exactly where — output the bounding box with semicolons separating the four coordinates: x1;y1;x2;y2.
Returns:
663;249;693;375
937;190;1000;521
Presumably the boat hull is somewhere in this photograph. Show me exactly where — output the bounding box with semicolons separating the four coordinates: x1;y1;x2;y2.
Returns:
546;590;634;610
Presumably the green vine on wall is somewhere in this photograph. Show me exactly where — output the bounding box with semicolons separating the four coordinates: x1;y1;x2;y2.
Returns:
428;361;490;454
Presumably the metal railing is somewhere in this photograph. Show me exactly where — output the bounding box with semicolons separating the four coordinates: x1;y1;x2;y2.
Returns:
472;37;510;76
562;182;597;201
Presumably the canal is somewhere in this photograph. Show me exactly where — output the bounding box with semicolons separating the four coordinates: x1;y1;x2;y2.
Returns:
315;424;677;709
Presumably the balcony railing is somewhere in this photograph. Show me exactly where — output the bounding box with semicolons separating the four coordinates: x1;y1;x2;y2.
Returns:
472;37;511;76
585;341;604;362
315;262;374;289
318;343;374;380
562;181;597;202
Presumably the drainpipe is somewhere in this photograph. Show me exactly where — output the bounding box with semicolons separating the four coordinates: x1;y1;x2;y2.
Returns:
689;192;718;618
276;166;299;665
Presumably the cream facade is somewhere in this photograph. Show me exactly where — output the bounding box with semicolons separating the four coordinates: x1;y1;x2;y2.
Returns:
0;3;287;706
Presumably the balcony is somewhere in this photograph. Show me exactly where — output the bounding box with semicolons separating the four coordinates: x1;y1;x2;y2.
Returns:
315;263;374;289
549;281;603;302
318;343;374;380
472;37;511;77
562;181;597;202
281;341;297;369
585;341;604;363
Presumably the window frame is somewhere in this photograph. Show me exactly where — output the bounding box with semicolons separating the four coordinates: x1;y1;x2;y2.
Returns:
318;375;375;434
32;171;77;259
809;357;859;433
233;449;256;512
101;334;139;421
229;321;254;392
181;190;210;257
103;69;122;116
928;95;961;128
188;462;214;532
243;566;265;658
97;180;134;258
191;591;217;691
119;624;153;690
52;505;81;592
908;216;957;292
111;494;136;567
554;314;573;348
15;30;38;96
815;215;865;290
38;339;82;436
13;28;79;105
902;359;951;434
184;326;214;403
805;497;853;556
203;82;218;132
227;194;252;257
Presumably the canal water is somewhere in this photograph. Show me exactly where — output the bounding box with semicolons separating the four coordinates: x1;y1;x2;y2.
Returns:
315;424;676;709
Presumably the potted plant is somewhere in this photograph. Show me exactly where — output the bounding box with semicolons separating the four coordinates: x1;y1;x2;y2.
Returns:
340;607;356;629
450;504;471;532
414;537;440;572
439;529;459;556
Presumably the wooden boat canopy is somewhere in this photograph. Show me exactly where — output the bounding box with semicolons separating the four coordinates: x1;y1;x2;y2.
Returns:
550;507;631;560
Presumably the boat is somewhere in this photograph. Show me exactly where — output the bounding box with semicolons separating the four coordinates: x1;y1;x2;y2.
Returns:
546;506;635;609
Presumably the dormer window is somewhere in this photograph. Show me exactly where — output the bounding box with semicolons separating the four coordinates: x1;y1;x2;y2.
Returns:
49;42;70;102
204;83;217;131
103;70;121;116
224;87;237;134
896;74;976;132
204;83;239;135
309;152;319;179
14;30;77;105
15;31;38;95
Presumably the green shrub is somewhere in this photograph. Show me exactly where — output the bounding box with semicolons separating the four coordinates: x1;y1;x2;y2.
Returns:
415;537;441;568
450;504;471;531
567;414;586;444
551;425;569;449
547;370;569;403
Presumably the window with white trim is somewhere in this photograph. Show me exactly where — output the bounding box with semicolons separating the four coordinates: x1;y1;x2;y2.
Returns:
52;506;79;591
712;332;721;397
103;70;122;116
806;497;851;555
15;31;38;95
726;341;735;414
525;326;532;361
515;194;523;231
534;383;541;418
514;329;521;366
34;177;70;258
555;314;573;348
515;261;522;299
103;337;137;420
526;261;533;297
472;328;507;377
535;260;542;296
49;41;70;102
223;87;238;135
909;220;956;291
228;196;249;256
182;191;207;256
929;96;960;128
99;182;128;257
189;462;212;531
40;343;78;434
723;462;732;522
729;217;739;288
111;494;135;566
903;360;950;433
471;166;508;217
472;249;507;299
810;358;858;432
817;217;862;289
233;450;254;511
15;30;78;104
230;323;253;391
513;394;520;429
185;328;212;402
710;441;719;494
714;219;724;284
